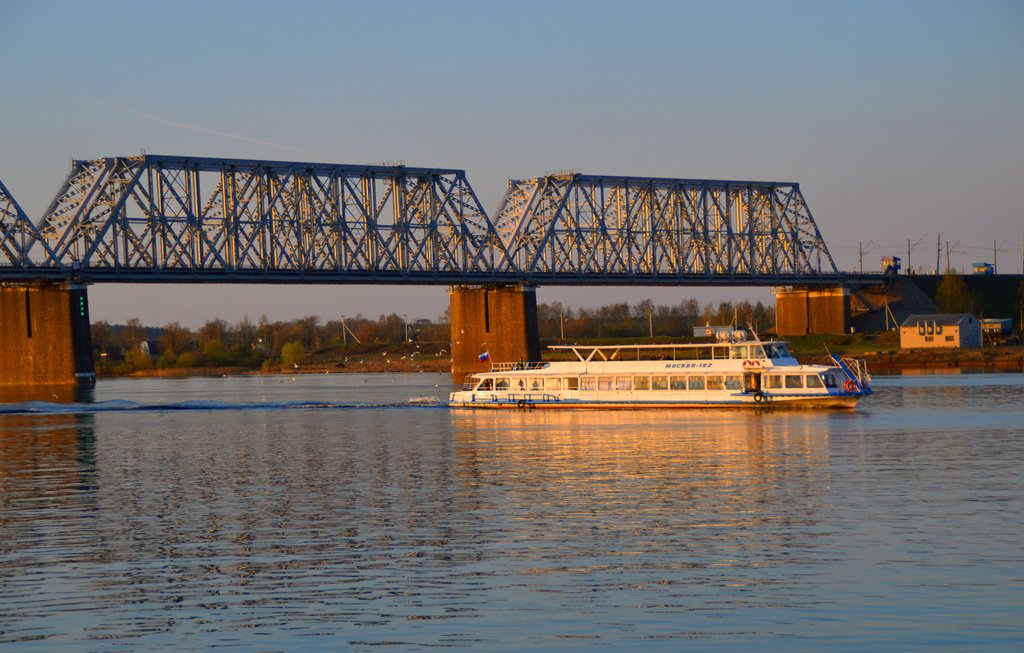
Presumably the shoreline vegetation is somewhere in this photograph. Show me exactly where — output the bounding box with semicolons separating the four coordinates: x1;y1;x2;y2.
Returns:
110;333;1023;380
90;297;1022;380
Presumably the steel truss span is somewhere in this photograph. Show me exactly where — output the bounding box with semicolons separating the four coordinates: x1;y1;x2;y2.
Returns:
493;173;839;280
0;179;48;267
30;155;505;280
1;157;843;285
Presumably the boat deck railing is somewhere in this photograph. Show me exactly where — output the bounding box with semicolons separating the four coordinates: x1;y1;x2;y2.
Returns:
838;356;872;390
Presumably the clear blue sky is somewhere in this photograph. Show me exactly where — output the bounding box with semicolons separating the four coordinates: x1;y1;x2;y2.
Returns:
2;0;1022;327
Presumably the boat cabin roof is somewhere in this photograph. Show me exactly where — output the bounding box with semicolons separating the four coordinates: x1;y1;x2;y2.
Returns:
547;340;791;363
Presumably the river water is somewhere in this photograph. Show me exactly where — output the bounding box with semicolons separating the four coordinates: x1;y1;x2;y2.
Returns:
1;372;1022;651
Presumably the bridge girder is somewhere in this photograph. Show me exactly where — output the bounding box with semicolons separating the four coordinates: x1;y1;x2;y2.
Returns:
2;157;846;286
492;173;839;279
31;155;506;277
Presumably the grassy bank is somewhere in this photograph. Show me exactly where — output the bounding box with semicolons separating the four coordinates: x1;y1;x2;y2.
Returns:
784;332;1023;372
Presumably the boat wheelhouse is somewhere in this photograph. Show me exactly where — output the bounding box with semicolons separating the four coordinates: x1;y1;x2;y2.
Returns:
449;335;871;410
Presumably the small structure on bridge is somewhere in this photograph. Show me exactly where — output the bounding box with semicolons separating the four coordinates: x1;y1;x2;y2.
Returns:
899;313;981;349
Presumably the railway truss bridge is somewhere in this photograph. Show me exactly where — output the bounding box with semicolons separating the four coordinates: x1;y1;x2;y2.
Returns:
0;154;857;384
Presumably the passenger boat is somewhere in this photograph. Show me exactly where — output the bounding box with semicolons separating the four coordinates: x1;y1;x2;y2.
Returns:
449;332;872;410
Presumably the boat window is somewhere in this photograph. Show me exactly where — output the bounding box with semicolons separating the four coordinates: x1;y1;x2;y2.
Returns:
730;346;748;359
515;378;526;391
633;376;650;390
670;375;687;390
823;374;838;389
749;346;766;359
495;378;509;391
652;375;668;390
615;376;632;391
545;377;562;391
529;378;542;391
688;376;705;390
479;378;494;391
581;376;597;391
598;376;614;391
706;375;724;390
767;344;790;359
565;377;579;391
765;375;784;389
806;375;824;389
785;375;804;389
725;375;743;390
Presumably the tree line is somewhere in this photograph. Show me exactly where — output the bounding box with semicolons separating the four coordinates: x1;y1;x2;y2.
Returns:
91;313;450;374
536;299;774;341
91;298;775;375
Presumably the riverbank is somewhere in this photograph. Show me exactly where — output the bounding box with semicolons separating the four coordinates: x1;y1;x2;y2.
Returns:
800;348;1024;373
786;332;1023;373
105;335;1023;380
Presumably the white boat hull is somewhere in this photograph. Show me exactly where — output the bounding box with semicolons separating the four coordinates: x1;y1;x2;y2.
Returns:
449;393;861;410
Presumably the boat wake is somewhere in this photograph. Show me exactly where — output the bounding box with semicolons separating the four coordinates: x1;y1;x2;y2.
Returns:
0;397;449;416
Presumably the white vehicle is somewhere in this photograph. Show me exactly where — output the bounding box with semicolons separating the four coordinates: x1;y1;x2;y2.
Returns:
450;334;871;410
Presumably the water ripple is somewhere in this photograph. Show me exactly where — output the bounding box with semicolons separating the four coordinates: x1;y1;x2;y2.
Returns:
1;373;1021;651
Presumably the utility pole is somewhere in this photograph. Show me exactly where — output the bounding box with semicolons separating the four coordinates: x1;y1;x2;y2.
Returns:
859;241;863;273
936;233;941;274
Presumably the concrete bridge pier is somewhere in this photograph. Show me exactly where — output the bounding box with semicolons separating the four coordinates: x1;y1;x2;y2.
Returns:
1;281;95;388
449;284;541;381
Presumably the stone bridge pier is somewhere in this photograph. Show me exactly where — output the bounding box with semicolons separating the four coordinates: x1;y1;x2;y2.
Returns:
449;284;541;381
0;282;95;388
774;285;851;335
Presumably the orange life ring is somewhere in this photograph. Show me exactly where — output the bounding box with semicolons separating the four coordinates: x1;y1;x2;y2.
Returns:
742;359;761;368
843;380;857;392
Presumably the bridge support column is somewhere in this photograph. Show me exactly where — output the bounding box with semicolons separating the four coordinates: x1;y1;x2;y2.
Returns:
449;285;541;380
1;282;95;387
774;286;850;336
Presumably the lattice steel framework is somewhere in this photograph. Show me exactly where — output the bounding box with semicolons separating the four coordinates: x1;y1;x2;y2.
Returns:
492;173;839;281
32;155;506;281
3;158;846;286
0;178;49;267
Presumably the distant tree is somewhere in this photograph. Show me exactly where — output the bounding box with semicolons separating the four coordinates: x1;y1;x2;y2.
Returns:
122;347;152;372
91;321;117;354
203;339;226;365
751;301;775;334
122;318;146;349
197;318;229;349
378;313;404;343
935;271;974;313
233;315;257;351
160;321;192;358
280;340;307;368
634;299;655;336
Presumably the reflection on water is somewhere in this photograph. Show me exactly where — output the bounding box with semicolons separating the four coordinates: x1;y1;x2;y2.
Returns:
0;384;95;404
0;374;1021;651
